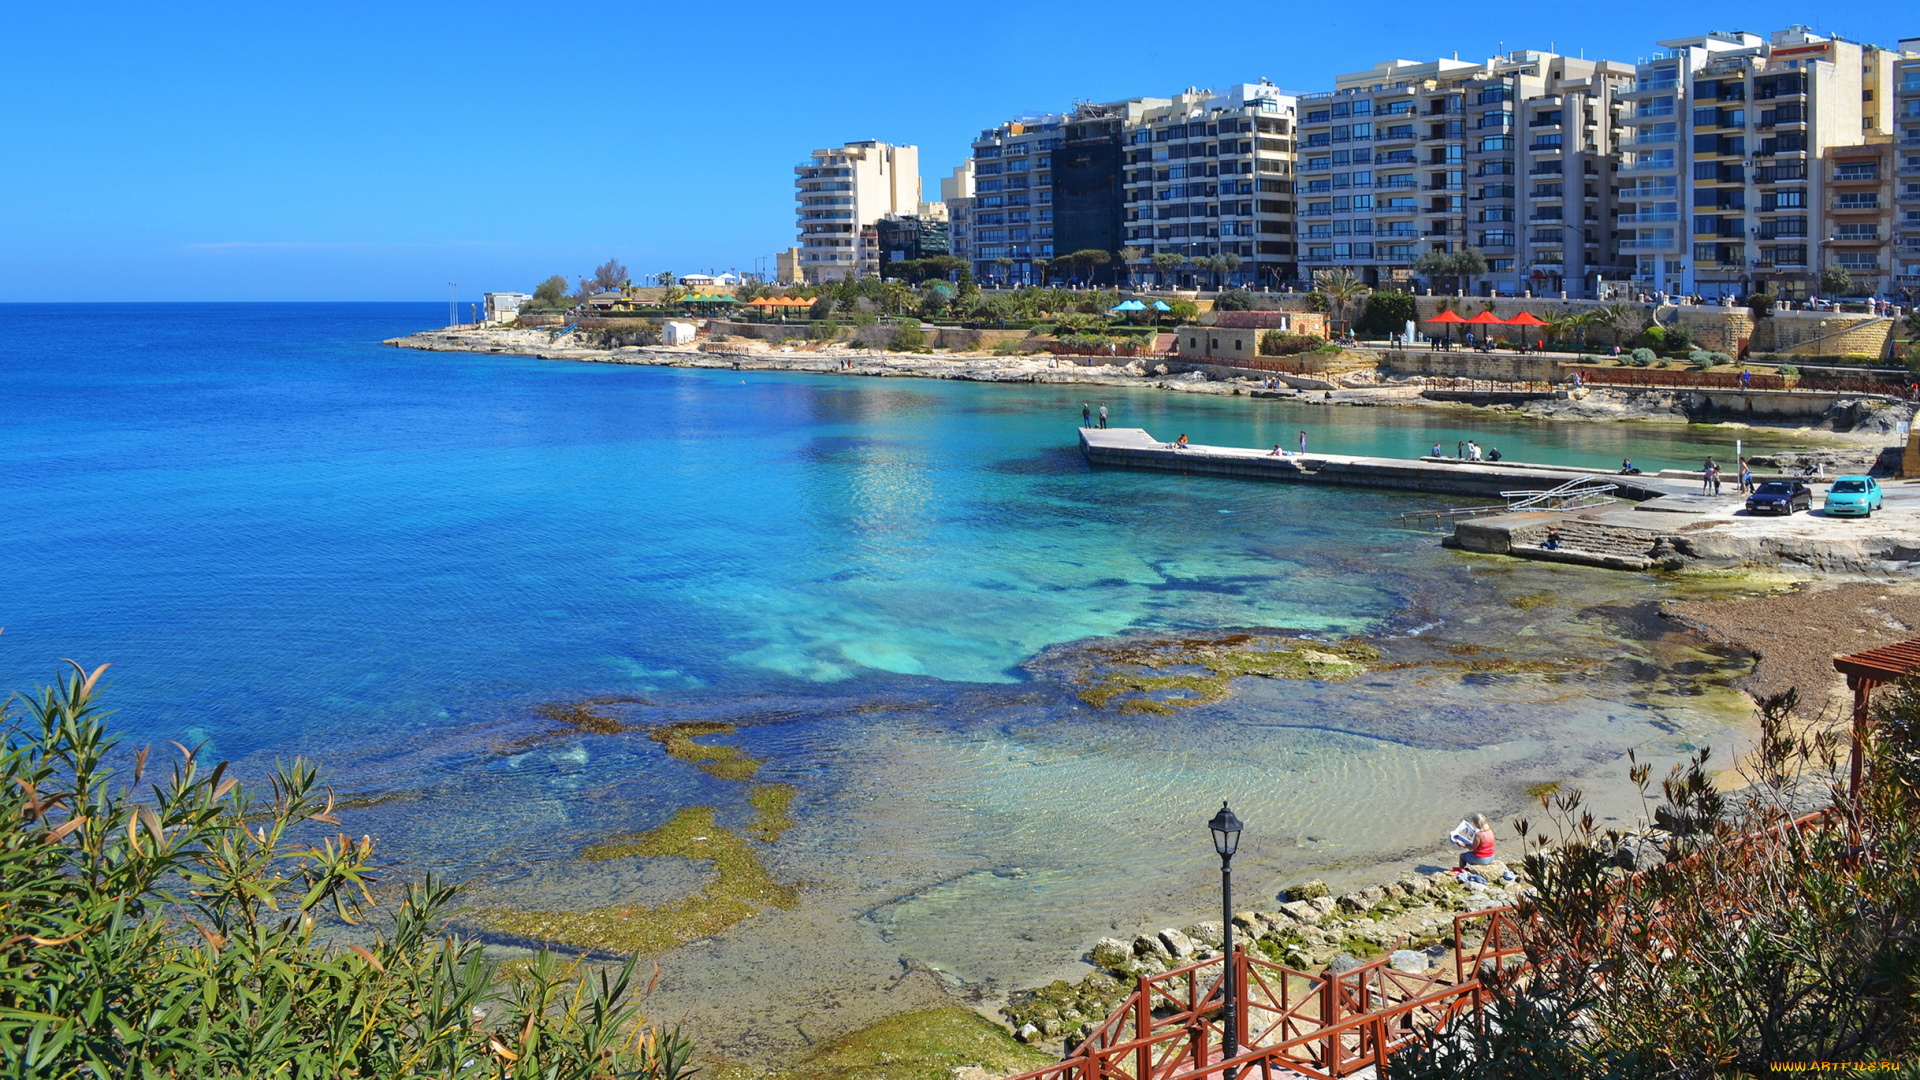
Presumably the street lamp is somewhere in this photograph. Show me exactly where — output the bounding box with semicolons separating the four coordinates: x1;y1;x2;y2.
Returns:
1208;801;1243;1079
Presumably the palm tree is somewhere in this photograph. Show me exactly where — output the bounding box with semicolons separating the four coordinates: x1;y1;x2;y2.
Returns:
1589;303;1634;347
1117;247;1144;289
1312;268;1369;336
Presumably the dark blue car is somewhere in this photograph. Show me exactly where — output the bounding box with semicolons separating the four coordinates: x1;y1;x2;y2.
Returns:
1745;479;1810;515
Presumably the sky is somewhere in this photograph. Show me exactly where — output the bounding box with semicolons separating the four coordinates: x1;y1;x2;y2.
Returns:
1;1;1911;302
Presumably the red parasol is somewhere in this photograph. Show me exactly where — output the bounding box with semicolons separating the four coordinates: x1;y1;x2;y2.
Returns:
1464;310;1505;324
1502;311;1548;326
1426;310;1467;323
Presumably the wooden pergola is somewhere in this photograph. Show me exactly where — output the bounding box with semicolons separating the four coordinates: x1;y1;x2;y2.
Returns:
1833;638;1920;797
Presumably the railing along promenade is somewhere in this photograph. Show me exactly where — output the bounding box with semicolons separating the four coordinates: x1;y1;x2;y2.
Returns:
1003;808;1842;1080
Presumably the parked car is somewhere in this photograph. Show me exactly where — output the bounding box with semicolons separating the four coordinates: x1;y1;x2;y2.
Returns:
1746;480;1811;515
1823;475;1883;517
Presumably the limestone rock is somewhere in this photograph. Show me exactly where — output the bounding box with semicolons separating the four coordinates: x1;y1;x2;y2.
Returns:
953;1068;995;1080
1089;937;1132;970
1274;900;1323;925
1132;933;1169;960
1016;1023;1041;1044
1186;920;1224;948
1335;893;1369;914
1388;949;1430;973
1232;911;1270;937
1306;896;1336;917
1282;879;1331;901
1327;953;1364;974
1158;927;1196;959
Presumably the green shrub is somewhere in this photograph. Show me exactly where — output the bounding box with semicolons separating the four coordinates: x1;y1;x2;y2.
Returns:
1639;326;1666;350
1746;292;1777;319
887;322;926;352
1691;349;1732;369
991;338;1027;356
1629;348;1657;367
0;664;696;1079
1355;291;1420;336
1664;323;1693;351
1777;365;1798;377
1212;288;1256;312
1260;332;1328;356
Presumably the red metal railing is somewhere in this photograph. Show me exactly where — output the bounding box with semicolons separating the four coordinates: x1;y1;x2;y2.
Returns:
1575;366;1910;395
1003;906;1526;1080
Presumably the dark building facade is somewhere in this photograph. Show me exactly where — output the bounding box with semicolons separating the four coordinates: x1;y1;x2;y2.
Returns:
1054;111;1128;285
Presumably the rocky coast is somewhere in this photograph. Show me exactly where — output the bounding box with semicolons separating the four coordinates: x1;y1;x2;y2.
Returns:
387;326;1913;445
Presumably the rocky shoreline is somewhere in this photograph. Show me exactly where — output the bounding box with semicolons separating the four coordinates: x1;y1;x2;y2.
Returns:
386;327;1907;444
1001;867;1527;1049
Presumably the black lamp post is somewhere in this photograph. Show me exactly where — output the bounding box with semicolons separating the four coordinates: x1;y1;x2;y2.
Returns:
1208;801;1243;1078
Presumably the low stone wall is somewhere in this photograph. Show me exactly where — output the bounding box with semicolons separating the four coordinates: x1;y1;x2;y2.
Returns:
1379;350;1567;383
1753;313;1895;359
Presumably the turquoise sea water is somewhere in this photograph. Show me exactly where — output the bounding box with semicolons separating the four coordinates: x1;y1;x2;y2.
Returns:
0;304;1778;1041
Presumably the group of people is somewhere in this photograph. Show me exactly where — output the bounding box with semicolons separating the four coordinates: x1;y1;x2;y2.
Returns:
1080;403;1109;429
1439;439;1498;462
1700;456;1758;496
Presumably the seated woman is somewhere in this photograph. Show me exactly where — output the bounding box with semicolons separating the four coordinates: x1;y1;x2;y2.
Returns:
1174;434;1190;449
1457;813;1496;869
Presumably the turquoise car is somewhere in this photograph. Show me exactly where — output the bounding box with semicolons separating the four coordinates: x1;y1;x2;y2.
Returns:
1823;476;1883;517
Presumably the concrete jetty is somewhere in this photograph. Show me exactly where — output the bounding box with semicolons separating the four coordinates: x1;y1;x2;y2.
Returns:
1078;427;1680;501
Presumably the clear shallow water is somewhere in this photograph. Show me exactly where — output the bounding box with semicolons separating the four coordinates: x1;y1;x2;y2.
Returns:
0;304;1777;1055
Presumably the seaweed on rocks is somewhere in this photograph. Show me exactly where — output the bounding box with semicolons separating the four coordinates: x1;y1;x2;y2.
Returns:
1064;633;1382;714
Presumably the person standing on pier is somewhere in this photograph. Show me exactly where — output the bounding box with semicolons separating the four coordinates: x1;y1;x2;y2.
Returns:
1738;457;1753;494
1298;430;1307;454
1098;405;1108;429
1083;403;1091;427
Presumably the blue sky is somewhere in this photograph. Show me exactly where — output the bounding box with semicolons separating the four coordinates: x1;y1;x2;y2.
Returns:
1;1;1909;301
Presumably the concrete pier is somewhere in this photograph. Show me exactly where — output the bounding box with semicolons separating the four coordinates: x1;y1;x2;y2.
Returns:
1078;427;1679;501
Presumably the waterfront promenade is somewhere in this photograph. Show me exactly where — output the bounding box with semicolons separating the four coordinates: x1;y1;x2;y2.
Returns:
1080;427;1920;573
1078;427;1684;501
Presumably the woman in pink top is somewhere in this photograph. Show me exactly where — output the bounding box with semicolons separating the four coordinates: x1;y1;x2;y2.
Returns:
1458;813;1496;869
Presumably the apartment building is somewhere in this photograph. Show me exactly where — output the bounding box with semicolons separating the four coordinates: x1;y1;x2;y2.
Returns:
1296;52;1633;298
940;164;977;273
1120;82;1299;288
1619;27;1898;300
793;140;921;283
968;115;1067;285
1896;40;1920;300
1823;137;1896;297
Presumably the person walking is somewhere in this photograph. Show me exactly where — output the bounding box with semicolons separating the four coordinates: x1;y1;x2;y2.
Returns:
1702;456;1717;495
1082;403;1091;427
1098;404;1108;429
1738;457;1753;494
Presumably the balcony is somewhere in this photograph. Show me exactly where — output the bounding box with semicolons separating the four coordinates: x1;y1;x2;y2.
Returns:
1374;178;1417;190
1623;157;1678;172
1630;105;1677;119
1619;237;1679;250
1832;198;1880;211
1619;211;1681;223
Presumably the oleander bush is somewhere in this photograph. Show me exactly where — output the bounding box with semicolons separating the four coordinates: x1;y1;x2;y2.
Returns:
1389;685;1920;1077
0;662;696;1079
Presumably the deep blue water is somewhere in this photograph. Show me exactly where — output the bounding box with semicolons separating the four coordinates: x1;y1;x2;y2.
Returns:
0;304;1768;926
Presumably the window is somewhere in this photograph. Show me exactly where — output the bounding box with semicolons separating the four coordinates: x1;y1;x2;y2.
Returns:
1478;135;1513;152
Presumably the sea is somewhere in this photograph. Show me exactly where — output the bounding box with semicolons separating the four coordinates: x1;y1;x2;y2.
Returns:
0;303;1782;1054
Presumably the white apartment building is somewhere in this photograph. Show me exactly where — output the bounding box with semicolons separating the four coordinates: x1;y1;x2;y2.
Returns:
1895;40;1920;300
941;164;977;270
1618;27;1897;300
1297;52;1634;298
1121;82;1299;288
794;141;922;283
